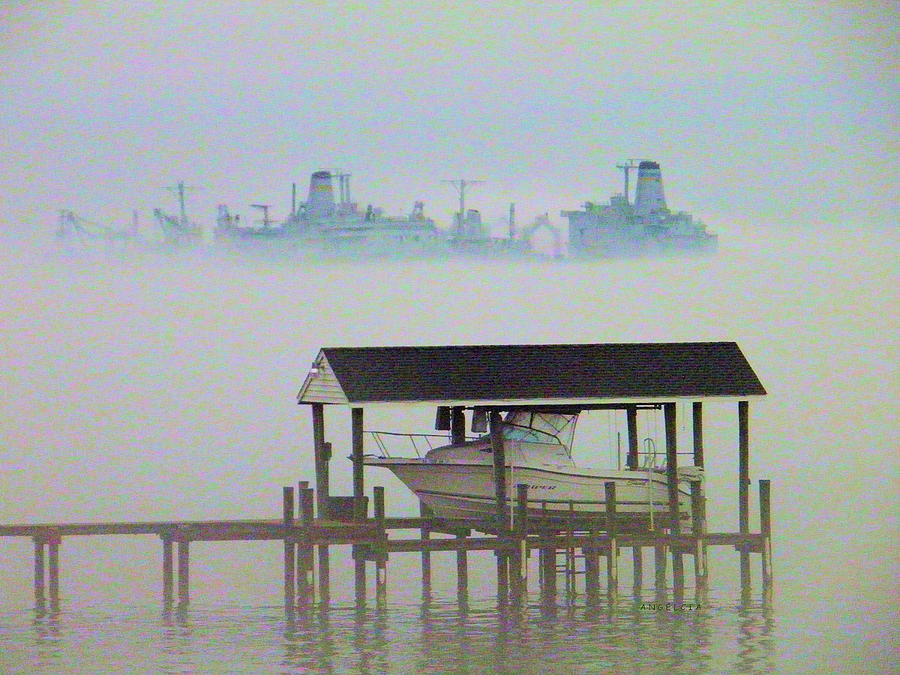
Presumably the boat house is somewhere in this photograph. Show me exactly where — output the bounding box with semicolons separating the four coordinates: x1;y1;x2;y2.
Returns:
297;342;770;601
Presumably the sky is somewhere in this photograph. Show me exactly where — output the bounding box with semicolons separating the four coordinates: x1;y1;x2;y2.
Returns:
1;1;898;238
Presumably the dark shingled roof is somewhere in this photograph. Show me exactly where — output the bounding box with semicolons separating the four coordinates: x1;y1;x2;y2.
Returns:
317;342;765;403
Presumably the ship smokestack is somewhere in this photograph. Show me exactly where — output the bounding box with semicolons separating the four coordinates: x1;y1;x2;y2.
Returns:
633;160;667;221
306;170;335;218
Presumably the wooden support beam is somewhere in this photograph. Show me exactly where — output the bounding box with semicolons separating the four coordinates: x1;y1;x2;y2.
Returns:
692;402;704;468
605;482;618;597
691;481;708;589
177;539;190;607
654;541;667;595
48;536;60;610
456;533;468;597
298;484;315;607
738;400;751;590
162;537;174;606
450;406;466;445
419;501;432;596
283;487;296;612
540;531;557;600
511;484;529;602
33;538;45;609
489;411;507;530
626;405;639;470
632;546;643;591
760;480;773;591
311;403;329;519
351;407;365;521
664;402;680;534
664;402;684;590
374;486;387;609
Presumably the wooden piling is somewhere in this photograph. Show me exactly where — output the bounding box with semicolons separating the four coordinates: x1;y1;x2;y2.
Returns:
490;410;509;602
511;484;529;602
664;403;684;588
312;403;331;605
419;501;432;594
374;486;387;608
48;535;60;610
177;539;190;606
33;538;45;608
162;537;174;606
692;401;704;468
654;540;667;594
283;486;296;611
691;481;708;589
626;405;639;470
584;526;600;602
351;407;365;521
297;484;315;607
489;411;507;530
760;480;773;591
738;400;751;590
605;481;618;597
632;546;643;592
311;403;329;521
456;533;468;597
540;530;556;600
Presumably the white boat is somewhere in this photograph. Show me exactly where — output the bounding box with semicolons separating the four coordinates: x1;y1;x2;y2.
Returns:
364;411;701;530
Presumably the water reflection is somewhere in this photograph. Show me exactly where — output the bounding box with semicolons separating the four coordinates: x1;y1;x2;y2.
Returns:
12;590;777;673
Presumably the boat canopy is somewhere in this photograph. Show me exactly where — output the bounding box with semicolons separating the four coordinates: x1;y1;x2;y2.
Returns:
502;411;577;454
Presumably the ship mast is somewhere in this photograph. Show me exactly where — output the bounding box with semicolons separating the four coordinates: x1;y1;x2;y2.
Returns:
442;178;484;236
164;181;201;226
614;159;645;205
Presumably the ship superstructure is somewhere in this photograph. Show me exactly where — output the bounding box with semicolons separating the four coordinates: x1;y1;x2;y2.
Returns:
563;160;717;257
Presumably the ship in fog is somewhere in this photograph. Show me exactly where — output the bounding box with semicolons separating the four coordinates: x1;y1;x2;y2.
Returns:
56;160;716;260
563;160;717;257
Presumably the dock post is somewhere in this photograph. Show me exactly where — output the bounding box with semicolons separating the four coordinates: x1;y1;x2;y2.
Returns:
511;484;529;603
351;407;367;609
374;486;387;609
419;501;432;597
760;480;773;594
738;401;751;591
33;538;45;610
283;486;296;612
632;546;643;592
605;482;618;598
298;483;315;608
690;481;708;590
654;537;667;597
539;529;556;603
162;536;174;607
48;534;60;611
664;402;684;592
456;533;468;601
626;405;639;470
311;403;331;607
490;411;509;604
177;537;190;607
584;525;600;604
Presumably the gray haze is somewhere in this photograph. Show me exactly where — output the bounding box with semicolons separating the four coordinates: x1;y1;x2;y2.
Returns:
1;3;898;673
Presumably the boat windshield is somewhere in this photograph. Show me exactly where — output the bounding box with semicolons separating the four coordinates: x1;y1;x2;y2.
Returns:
502;411;577;451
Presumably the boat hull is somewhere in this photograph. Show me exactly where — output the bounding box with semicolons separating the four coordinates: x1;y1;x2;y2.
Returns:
366;458;693;530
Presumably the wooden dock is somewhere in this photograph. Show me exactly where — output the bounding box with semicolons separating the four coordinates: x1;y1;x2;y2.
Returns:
1;479;773;613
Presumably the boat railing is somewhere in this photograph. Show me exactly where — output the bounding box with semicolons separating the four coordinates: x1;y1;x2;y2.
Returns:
365;430;450;459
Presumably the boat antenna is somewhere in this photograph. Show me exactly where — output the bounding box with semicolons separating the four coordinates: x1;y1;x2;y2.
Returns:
442;178;484;236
